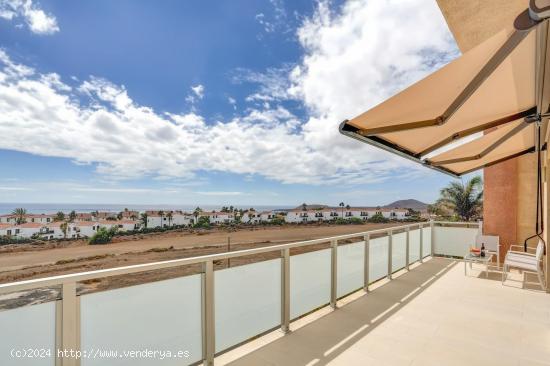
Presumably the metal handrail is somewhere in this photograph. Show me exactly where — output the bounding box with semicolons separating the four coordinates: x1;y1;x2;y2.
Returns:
0;220;479;366
0;221;478;295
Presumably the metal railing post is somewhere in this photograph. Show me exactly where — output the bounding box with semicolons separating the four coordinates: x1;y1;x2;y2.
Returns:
419;224;424;263
405;227;410;271
330;239;338;309
430;220;435;256
60;282;79;366
281;249;290;333
387;231;393;280
202;261;215;366
363;234;370;292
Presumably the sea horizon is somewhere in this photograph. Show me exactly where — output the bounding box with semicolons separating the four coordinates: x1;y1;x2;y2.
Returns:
0;203;294;215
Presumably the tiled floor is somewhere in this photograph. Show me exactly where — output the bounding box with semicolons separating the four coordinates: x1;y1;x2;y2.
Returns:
223;257;550;366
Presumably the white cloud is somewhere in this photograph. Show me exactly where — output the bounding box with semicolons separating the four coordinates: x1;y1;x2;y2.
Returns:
290;0;458;150
0;186;32;191
0;0;458;186
255;0;289;35
0;0;59;34
195;191;245;196
185;84;204;105
191;84;204;99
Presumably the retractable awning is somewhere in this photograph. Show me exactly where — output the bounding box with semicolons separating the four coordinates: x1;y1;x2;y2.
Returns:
339;4;550;177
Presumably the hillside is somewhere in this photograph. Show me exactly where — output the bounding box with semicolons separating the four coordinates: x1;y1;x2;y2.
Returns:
383;199;428;211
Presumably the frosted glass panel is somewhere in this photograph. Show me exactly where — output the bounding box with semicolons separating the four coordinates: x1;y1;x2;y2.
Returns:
392;232;406;272
0;302;56;366
215;259;281;352
409;229;421;263
434;226;479;257
81;275;202;366
369;236;389;283
290;248;330;319
422;227;432;257
337;241;364;297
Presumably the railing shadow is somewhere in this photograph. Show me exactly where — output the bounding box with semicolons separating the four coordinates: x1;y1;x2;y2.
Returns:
227;257;457;366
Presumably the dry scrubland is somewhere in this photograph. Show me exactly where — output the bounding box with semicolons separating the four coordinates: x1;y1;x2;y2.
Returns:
0;222;403;308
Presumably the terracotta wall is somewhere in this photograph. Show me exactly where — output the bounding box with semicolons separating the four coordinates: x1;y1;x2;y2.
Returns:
483;160;518;256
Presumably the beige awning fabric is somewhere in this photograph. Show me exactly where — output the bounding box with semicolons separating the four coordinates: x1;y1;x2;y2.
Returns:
426;120;534;175
339;8;549;177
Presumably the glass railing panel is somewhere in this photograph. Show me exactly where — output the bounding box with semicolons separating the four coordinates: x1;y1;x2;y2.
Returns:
409;228;421;263
80;274;202;366
433;226;479;257
0;302;56;366
422;226;432;258
369;235;389;283
290;248;330;319
337;241;364;298
215;259;281;353
392;232;407;272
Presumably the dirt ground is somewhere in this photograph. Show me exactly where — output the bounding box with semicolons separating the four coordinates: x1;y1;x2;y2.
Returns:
0;222;403;309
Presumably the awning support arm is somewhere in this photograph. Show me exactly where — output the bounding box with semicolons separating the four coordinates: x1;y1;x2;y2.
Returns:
418;107;537;157
427;119;532;166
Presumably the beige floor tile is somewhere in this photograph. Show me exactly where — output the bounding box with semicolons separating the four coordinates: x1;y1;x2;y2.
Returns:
223;258;550;366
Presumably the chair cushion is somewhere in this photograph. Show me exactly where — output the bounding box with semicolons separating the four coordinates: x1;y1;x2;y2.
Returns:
505;253;539;271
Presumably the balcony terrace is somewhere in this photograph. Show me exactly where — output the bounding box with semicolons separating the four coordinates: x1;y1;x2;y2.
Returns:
223;258;550;366
0;221;548;366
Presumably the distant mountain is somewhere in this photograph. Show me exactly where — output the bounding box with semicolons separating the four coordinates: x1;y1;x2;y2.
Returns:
292;204;328;210
383;199;428;211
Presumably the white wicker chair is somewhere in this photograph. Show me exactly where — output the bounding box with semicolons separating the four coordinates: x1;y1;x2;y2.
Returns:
502;239;546;290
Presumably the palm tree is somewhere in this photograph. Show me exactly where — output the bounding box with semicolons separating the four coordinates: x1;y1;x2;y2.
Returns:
193;207;202;225
302;203;307;211
12;208;27;224
54;211;65;222
140;213;148;228
435;176;483;221
157;210;165;228
339;202;345;218
68;210;77;222
167;211;173;227
60;222;68;239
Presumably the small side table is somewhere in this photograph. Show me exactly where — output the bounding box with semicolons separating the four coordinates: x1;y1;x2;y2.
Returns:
464;253;494;278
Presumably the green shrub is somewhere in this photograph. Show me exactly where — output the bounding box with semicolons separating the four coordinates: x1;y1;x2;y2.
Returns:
367;213;389;223
270;217;285;225
348;217;363;224
0;236;34;245
89;227;118;245
193;216;211;229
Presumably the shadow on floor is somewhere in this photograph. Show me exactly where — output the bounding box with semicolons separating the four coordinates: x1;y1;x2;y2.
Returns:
227;258;457;366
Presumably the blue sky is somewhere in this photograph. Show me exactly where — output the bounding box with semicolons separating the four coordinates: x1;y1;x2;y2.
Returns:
0;0;466;207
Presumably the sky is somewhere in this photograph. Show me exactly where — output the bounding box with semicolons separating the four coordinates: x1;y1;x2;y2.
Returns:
0;0;467;207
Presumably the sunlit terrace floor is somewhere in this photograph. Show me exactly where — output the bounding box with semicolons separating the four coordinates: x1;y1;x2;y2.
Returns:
222;257;550;366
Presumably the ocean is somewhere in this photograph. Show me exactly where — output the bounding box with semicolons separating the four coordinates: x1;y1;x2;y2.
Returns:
0;203;292;215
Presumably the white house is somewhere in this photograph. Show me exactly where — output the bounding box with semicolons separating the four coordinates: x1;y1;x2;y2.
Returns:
97;220;118;231
74;221;100;238
0;223;16;237
170;212;194;226
114;220;141;231
322;209;340;221
202;212;235;225
75;213;94;221
241;210;261;224
285;210;312;223
260;211;276;222
0;214;54;224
